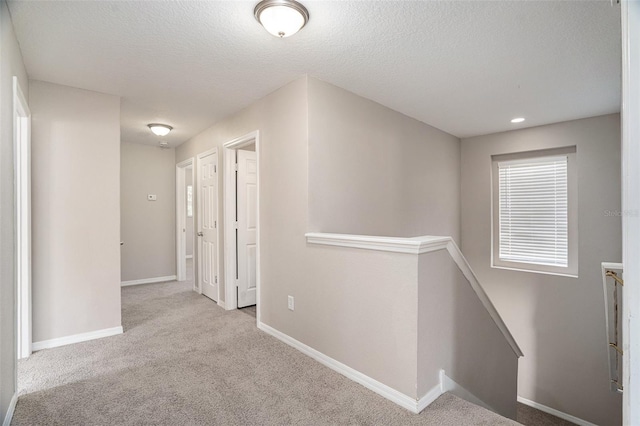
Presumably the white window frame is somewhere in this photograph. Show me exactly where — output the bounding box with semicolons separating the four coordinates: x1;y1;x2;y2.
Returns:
491;147;578;277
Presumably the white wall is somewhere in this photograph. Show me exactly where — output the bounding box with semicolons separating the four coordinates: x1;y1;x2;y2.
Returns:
30;80;121;343
0;0;28;420
461;114;622;425
308;78;461;241
120;141;176;282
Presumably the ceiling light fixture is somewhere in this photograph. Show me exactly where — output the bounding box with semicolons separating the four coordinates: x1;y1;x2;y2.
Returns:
510;117;525;123
254;0;309;38
148;123;173;136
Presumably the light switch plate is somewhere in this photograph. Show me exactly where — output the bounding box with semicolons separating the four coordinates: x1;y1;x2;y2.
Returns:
287;295;294;311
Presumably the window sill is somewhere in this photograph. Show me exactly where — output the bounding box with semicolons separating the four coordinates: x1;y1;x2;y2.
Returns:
491;264;578;279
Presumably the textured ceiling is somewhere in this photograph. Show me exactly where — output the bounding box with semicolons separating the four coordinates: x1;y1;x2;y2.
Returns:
8;0;621;146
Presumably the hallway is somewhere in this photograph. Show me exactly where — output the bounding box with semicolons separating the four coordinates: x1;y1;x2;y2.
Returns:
12;279;519;425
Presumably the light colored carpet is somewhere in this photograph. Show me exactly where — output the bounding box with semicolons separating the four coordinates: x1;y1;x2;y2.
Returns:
238;305;257;318
14;278;522;425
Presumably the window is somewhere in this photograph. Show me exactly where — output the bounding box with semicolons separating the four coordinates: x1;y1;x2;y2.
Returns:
492;147;578;276
186;185;193;218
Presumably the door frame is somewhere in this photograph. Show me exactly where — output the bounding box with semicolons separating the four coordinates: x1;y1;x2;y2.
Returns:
14;76;31;361
621;0;639;423
223;131;261;320
196;148;221;302
176;157;195;287
236;148;258;308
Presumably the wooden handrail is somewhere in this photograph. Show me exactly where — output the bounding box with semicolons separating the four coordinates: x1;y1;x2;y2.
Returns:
606;270;624;286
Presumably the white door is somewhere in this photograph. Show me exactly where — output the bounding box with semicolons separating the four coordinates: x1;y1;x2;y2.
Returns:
237;149;257;308
198;151;218;302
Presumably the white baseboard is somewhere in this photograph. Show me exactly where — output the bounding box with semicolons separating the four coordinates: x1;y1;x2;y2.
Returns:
417;381;444;412
258;321;443;413
2;393;17;426
33;326;123;351
121;275;176;287
217;299;226;309
517;396;597;426
186;255;193;259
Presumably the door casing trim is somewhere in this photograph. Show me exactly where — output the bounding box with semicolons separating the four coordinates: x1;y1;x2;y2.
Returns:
176;157;195;287
223;131;261;322
14;76;32;363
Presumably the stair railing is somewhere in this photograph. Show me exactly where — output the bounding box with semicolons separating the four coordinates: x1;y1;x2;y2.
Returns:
602;262;624;393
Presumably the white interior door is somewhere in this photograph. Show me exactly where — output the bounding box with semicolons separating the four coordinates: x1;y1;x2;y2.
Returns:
198;151;218;301
237;149;257;308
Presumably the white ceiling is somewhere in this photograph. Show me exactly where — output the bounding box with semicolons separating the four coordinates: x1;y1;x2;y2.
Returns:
8;0;621;145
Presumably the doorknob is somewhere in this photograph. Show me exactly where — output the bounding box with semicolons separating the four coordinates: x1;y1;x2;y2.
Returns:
197;232;204;237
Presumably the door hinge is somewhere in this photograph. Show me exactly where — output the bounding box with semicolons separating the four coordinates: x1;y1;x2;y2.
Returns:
214;220;217;228
234;221;238;229
215;276;218;284
214;165;217;173
234;163;238;172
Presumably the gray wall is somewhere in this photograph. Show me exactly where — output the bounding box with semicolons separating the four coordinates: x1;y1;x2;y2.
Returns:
120;142;176;282
176;76;470;400
0;0;28;420
308;78;461;241
176;76;308;306
418;249;518;418
305;245;420;397
461;114;622;425
30;80;122;343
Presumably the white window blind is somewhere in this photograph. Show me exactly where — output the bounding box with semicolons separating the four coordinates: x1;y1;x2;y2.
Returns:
498;156;568;268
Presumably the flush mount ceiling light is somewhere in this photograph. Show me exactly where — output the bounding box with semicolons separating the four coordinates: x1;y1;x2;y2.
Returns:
148;123;173;136
254;0;309;38
510;117;526;123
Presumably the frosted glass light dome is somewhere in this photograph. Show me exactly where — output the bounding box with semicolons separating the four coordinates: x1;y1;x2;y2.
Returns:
148;123;172;136
254;0;309;38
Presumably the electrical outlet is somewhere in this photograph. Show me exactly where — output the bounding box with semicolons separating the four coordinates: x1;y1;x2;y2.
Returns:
287;295;294;311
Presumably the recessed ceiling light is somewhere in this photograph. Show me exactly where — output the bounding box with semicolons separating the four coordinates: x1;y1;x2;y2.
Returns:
148;123;173;136
511;117;525;123
254;0;309;38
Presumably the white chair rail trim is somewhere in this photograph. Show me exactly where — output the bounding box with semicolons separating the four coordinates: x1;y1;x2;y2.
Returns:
305;233;451;254
305;232;524;358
